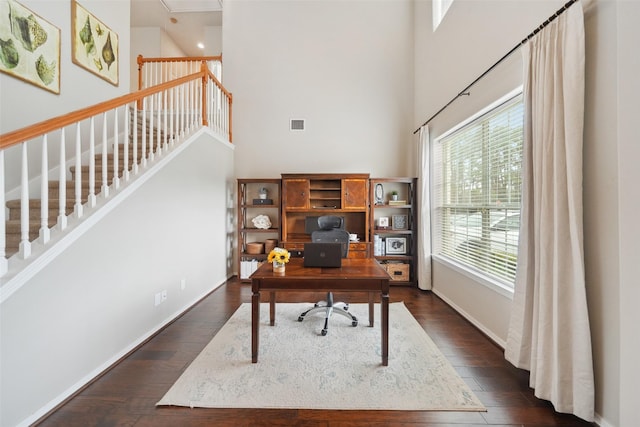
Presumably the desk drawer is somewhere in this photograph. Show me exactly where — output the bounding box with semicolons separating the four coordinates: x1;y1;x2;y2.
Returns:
348;242;370;258
283;241;371;258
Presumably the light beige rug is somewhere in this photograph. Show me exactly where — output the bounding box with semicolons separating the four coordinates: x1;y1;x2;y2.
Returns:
157;302;485;411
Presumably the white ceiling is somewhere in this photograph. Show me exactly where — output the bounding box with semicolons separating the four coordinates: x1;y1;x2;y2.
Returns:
160;0;223;13
131;0;222;57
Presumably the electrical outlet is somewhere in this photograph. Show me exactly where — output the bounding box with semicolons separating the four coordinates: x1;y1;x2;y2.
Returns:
154;292;162;306
180;279;186;290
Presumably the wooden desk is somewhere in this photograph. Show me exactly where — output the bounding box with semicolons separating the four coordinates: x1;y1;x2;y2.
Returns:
250;257;391;365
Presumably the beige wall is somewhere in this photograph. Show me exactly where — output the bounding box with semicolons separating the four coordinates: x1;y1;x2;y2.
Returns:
615;2;640;426
2;0;638;425
0;133;235;427
414;1;639;426
223;0;416;179
224;1;640;423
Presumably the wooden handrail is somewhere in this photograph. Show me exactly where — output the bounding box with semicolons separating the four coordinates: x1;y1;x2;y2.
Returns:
206;68;232;98
0;58;232;268
137;55;223;92
137;54;222;64
0;70;232;150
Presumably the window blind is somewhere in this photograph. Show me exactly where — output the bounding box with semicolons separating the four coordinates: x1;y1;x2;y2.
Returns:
433;93;523;285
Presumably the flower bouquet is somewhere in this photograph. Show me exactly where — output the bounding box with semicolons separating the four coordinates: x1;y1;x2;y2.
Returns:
267;247;290;274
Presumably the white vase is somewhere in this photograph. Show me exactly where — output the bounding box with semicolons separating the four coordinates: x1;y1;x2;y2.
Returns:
273;261;286;274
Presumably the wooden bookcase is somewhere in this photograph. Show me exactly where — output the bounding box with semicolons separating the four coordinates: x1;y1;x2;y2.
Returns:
280;173;370;258
237;179;281;281
237;175;418;286
369;177;418;286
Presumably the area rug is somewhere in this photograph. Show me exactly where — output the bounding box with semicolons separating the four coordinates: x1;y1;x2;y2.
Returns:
157;302;485;411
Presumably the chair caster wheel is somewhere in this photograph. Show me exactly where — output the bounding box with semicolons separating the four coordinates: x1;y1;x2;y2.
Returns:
352;321;358;327
298;316;304;322
321;329;328;336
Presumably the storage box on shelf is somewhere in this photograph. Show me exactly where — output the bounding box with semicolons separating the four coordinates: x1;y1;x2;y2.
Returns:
281;174;371;258
369;178;418;286
237;179;282;281
384;262;410;281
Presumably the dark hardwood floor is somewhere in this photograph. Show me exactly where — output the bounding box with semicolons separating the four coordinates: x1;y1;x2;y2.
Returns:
35;278;595;427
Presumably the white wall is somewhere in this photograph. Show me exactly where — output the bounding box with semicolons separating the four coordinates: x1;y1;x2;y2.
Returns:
223;0;415;178
0;133;235;427
130;27;189;92
204;25;223;56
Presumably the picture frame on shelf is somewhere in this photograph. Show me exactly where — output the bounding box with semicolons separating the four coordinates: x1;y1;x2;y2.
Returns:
377;216;390;229
386;237;407;254
374;183;384;205
392;214;408;230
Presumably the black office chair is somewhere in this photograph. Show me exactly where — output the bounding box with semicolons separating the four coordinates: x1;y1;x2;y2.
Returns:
298;215;358;336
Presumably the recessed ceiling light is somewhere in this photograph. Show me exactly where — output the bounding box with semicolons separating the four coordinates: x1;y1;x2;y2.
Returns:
197;43;205;49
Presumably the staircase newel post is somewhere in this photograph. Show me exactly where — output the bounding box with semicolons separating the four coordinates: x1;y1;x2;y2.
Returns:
201;61;208;128
137;54;144;109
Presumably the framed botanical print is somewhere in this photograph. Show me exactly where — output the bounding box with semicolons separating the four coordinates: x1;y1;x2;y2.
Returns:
0;0;61;94
71;0;118;86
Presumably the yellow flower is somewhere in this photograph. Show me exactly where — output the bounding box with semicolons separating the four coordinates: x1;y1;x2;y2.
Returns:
267;247;290;264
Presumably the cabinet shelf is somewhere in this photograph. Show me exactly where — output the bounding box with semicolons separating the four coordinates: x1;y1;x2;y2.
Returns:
282;174;370;259
238;179;282;282
374;229;412;234
375;254;412;260
240;204;279;208
373;204;412;209
370;178;418;286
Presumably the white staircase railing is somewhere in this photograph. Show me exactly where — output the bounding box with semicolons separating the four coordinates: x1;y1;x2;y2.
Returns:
0;62;232;280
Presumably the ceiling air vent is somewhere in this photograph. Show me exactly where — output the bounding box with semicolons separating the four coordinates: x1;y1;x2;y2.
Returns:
290;119;305;131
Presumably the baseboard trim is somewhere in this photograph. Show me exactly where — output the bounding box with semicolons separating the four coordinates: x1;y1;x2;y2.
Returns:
432;288;507;349
21;279;227;427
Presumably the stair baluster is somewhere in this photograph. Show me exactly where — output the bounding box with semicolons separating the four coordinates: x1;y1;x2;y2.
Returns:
57;128;67;231
39;135;50;244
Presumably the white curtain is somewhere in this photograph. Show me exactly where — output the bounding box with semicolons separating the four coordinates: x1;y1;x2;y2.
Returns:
505;2;594;422
417;126;432;290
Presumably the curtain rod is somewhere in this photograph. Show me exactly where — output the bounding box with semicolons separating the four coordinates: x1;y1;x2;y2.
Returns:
413;0;579;135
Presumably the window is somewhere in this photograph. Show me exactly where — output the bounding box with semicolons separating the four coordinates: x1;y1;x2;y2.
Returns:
433;91;523;287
